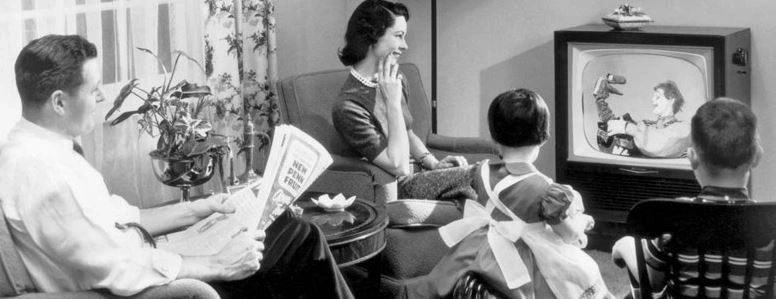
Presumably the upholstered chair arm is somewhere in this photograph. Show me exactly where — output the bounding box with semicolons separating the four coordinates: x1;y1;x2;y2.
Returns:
128;279;219;299
13;292;111;299
306;154;397;205
327;154;395;185
13;279;219;299
426;134;499;155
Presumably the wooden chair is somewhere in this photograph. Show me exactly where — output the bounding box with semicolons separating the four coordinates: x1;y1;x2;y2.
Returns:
627;198;776;298
0;201;219;299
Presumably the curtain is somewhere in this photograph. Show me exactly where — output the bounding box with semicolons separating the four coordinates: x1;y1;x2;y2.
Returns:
202;0;279;184
0;0;206;208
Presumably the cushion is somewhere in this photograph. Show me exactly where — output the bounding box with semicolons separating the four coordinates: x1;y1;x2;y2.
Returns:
386;199;462;228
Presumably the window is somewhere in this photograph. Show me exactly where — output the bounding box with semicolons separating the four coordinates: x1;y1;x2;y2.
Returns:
0;0;204;118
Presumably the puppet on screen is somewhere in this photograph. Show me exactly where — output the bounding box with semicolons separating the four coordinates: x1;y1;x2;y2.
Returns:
592;73;690;158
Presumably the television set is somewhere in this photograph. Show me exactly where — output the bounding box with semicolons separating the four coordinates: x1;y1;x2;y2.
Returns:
555;25;750;224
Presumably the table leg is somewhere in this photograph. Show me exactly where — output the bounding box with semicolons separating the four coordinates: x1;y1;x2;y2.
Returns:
367;251;383;297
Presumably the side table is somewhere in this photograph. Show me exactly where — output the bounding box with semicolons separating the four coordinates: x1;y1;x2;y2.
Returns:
297;192;388;267
298;192;388;296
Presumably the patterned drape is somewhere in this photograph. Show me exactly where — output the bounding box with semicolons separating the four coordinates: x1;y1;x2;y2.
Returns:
202;0;279;177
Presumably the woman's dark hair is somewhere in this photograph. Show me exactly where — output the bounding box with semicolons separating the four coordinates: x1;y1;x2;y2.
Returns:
488;88;550;147
691;97;757;172
338;0;409;66
15;34;97;107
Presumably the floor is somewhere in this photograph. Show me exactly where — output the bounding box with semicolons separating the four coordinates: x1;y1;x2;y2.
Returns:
585;249;631;298
344;249;633;298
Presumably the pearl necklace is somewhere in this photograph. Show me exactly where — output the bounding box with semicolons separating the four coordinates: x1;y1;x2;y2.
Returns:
349;67;378;88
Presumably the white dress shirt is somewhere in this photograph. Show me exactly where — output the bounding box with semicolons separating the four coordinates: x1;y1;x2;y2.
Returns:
0;119;182;296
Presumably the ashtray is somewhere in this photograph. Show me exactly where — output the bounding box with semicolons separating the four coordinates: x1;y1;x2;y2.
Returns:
311;194;356;212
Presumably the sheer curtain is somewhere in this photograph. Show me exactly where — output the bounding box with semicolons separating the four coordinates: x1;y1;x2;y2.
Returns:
0;0;205;207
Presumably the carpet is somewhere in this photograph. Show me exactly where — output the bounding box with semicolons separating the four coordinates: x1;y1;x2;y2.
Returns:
585;249;631;298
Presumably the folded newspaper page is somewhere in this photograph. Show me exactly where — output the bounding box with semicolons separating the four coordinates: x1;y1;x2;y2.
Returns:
156;125;333;256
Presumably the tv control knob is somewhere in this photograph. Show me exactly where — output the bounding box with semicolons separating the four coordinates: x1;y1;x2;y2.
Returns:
732;48;748;66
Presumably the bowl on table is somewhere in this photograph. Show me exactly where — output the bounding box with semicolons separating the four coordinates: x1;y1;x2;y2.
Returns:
311;193;356;212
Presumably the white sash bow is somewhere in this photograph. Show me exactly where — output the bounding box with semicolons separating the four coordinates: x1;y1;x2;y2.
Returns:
439;199;533;289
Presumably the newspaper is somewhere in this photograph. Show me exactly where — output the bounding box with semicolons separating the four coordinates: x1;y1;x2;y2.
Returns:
156;125;333;256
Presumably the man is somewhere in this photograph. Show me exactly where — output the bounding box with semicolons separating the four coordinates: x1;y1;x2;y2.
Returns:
0;34;352;298
611;97;763;298
595;77;691;158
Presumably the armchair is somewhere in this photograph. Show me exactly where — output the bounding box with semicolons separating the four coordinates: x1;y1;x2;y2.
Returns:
277;63;498;205
277;63;498;297
0;201;219;299
627;199;776;299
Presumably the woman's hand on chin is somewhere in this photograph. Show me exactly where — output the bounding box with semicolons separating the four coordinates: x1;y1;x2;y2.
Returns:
377;54;402;106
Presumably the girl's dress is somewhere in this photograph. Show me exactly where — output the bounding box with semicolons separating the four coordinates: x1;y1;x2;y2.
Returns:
404;160;612;299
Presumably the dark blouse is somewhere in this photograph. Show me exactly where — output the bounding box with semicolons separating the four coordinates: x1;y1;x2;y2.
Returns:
331;73;414;162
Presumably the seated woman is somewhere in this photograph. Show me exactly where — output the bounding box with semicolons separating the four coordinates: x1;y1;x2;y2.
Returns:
332;0;475;202
404;89;612;298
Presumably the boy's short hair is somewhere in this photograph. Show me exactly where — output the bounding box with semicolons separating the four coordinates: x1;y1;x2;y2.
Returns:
15;34;97;107
691;97;757;171
488;88;550;147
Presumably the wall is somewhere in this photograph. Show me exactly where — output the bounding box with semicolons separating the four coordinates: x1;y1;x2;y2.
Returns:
434;0;776;200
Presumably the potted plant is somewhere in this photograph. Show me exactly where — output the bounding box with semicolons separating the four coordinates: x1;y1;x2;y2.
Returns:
105;48;229;201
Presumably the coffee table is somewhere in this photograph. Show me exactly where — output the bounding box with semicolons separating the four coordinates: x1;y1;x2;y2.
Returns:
297;192;388;268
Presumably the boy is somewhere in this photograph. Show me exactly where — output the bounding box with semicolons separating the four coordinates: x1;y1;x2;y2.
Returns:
612;97;763;298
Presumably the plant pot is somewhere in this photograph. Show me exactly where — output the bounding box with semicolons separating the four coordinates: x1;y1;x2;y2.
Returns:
150;152;217;201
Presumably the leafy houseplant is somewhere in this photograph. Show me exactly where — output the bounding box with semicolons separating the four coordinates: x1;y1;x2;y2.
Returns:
105;48;229;200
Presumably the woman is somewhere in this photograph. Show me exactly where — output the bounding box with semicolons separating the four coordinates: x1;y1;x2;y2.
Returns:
332;0;473;201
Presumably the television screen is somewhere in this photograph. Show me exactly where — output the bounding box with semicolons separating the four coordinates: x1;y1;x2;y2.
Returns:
567;43;713;170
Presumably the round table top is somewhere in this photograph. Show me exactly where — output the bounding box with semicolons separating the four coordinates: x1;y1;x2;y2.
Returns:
298;192;387;246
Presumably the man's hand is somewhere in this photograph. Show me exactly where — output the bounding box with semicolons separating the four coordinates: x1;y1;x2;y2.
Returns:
212;229;266;281
178;228;266;282
140;193;237;235
188;193;235;220
431;155;468;169
607;119;628;136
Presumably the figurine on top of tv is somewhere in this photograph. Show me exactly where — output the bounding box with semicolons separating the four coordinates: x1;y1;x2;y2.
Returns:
594;74;691;158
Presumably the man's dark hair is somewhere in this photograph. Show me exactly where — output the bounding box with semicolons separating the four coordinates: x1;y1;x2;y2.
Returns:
654;80;685;114
691;97;757;172
338;0;409;66
15;34;97;107
488;88;550;147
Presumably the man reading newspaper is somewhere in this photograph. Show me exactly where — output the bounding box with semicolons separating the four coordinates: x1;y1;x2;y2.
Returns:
158;125;338;256
0;35;352;298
